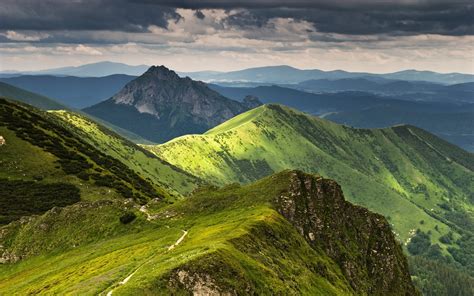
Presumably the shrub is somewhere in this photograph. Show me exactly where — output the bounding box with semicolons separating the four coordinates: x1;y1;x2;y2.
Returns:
439;232;454;244
119;212;136;224
407;229;431;256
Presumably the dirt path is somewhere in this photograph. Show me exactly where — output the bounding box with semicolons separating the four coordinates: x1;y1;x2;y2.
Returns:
168;230;188;251
105;229;188;296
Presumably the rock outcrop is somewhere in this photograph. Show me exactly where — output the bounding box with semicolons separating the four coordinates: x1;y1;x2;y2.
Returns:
161;170;419;295
274;171;418;295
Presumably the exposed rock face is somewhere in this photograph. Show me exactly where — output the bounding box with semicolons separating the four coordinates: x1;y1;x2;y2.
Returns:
84;66;249;142
242;95;262;109
172;270;230;296
275;171;418;295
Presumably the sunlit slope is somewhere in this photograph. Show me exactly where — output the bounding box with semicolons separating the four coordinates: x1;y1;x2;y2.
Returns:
51;110;200;196
148;104;474;243
0;98;194;224
0;171;416;295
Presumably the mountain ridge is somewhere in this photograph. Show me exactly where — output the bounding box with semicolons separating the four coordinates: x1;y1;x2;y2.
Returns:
148;104;473;244
182;65;474;85
0;62;149;77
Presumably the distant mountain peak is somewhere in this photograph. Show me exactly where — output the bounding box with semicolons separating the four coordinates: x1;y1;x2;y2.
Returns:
143;65;181;81
84;65;250;143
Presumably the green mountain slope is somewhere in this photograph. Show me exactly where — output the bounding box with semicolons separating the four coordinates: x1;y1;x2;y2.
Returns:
50;110;199;196
0;82;65;110
0;98;198;224
0;171;417;295
147;104;473;253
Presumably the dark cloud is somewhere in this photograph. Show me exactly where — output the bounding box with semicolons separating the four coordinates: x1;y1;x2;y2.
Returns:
194;10;206;20
224;5;474;36
135;0;470;10
138;1;474;36
0;0;472;39
0;0;180;32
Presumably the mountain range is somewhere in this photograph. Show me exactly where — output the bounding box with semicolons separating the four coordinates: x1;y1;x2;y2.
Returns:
1;63;473;294
293;78;474;102
83;66;258;143
3;61;473;85
0;74;136;108
181;65;474;85
0;97;418;295
0;61;149;78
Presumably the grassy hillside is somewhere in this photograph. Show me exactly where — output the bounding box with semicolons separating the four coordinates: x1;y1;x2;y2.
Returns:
147;105;473;258
50;110;199;196
0;82;65;110
0;171;417;295
0;98;198;224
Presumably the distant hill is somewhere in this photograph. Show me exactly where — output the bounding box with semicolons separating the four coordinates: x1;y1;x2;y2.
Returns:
0;74;136;108
0;61;149;77
0;81;65;110
84;66;252;143
381;70;474;85
295;77;444;93
447;82;474;92
326;106;474;152
293;78;474;103
210;84;474;150
182;65;474;85
210;84;384;114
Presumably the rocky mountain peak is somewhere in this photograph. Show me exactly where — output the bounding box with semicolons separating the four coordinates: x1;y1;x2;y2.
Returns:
142;65;181;81
84;65;250;143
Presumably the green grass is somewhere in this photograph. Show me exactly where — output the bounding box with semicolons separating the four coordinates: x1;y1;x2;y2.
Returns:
146;104;474;293
147;104;473;248
0;171;416;295
0;98;200;225
51;110;200;196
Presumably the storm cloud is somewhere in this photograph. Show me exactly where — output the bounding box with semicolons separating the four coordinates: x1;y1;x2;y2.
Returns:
0;0;180;32
0;1;472;73
1;0;472;36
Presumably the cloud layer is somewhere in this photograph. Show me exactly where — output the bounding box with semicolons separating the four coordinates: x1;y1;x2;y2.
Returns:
0;0;472;73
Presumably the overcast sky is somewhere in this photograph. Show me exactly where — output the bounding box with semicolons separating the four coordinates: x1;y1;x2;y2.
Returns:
0;0;473;73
